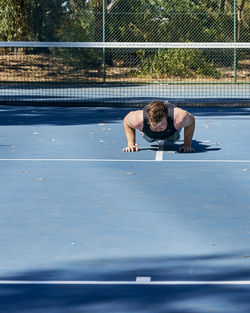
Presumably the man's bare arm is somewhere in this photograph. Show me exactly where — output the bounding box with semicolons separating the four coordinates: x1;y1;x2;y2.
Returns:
179;113;195;153
123;112;139;152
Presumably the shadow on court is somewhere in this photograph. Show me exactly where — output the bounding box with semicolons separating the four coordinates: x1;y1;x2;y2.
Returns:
148;140;221;153
0;106;131;126
187;107;250;117
0;106;249;126
1;254;250;313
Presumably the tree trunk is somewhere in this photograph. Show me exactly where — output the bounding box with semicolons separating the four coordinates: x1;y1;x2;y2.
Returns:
17;0;26;40
33;1;43;41
237;0;246;40
95;0;103;42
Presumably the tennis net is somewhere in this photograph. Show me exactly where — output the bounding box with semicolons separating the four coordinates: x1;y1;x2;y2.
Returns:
0;41;249;107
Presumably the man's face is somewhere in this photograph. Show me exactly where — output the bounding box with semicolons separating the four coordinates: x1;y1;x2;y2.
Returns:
149;117;167;132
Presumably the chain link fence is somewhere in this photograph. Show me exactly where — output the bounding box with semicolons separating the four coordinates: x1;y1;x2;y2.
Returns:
0;0;249;85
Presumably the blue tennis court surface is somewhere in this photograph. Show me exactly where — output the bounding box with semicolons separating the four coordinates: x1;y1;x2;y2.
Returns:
0;105;250;312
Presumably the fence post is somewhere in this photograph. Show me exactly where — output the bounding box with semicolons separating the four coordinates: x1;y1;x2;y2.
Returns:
103;0;106;83
233;0;237;83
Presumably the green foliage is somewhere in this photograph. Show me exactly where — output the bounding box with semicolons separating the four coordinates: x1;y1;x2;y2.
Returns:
0;0;66;41
31;0;66;41
55;1;96;42
51;0;101;70
0;0;248;44
0;0;248;77
137;49;221;79
0;0;101;69
0;0;30;40
108;0;238;42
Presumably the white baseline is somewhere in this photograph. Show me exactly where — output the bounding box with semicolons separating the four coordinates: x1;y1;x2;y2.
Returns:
0;159;250;162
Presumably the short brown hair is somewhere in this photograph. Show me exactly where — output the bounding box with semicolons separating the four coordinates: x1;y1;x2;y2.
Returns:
146;100;168;124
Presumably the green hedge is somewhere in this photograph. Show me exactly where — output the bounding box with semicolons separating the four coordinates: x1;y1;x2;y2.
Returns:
137;49;221;78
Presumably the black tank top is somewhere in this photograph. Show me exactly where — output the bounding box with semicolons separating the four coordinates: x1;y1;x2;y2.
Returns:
142;106;177;140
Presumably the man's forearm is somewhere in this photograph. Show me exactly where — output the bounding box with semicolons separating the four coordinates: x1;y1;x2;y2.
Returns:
123;115;139;152
123;121;136;145
184;117;195;147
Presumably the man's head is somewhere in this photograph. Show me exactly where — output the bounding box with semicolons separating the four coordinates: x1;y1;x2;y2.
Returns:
146;100;168;131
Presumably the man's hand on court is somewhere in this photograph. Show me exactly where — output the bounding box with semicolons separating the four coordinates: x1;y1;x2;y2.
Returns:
123;144;139;152
178;145;195;153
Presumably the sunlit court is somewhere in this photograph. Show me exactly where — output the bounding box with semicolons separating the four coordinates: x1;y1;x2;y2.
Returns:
0;1;250;312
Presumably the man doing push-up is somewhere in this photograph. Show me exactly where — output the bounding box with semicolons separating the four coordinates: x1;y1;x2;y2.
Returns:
123;100;195;152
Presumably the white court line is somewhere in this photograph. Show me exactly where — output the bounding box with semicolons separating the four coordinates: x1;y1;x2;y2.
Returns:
1;280;250;285
155;141;164;161
0;159;250;162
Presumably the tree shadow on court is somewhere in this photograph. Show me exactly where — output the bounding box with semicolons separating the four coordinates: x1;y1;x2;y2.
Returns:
0;106;249;127
1;253;250;313
186;107;250;118
0;105;132;126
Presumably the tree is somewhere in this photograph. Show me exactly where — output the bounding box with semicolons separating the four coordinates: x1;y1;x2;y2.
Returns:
0;0;30;40
30;0;66;41
0;0;66;41
237;0;247;40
